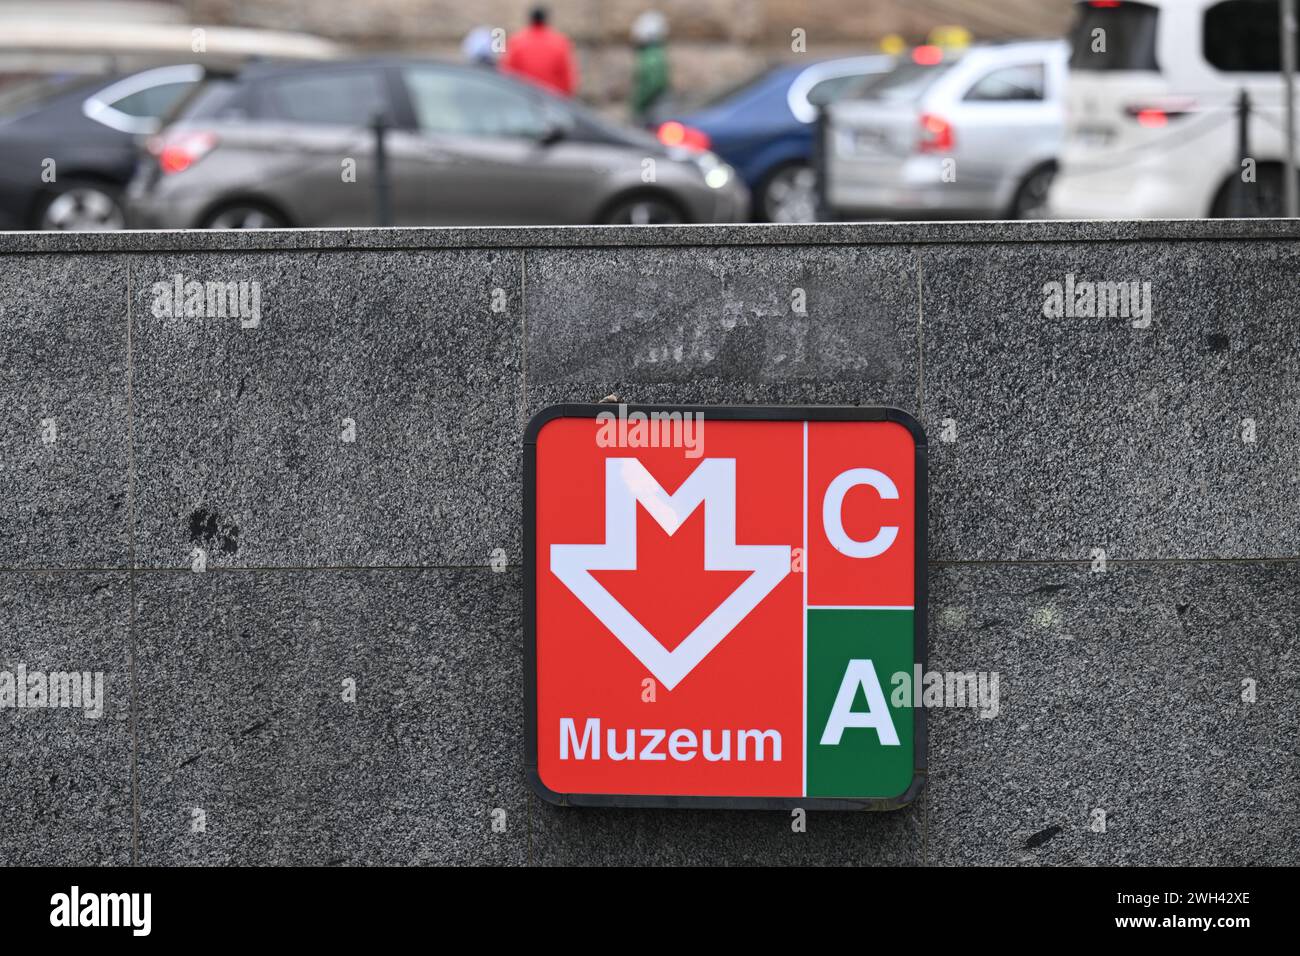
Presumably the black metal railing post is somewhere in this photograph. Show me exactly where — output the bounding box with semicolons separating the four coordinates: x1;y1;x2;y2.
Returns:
813;104;830;221
1235;89;1252;217
372;112;391;227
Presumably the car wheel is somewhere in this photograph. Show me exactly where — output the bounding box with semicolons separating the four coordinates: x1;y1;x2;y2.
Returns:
1008;164;1056;220
758;162;819;223
201;204;288;229
599;194;684;225
36;181;126;231
1210;166;1285;217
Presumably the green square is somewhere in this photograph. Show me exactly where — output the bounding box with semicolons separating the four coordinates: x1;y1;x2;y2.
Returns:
806;608;915;799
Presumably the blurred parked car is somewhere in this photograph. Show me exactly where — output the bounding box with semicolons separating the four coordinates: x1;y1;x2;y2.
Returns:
826;41;1067;219
654;55;892;222
1051;0;1297;218
0;65;200;229
127;58;749;228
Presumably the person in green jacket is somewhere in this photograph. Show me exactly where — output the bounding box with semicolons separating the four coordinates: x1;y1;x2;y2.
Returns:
630;11;670;122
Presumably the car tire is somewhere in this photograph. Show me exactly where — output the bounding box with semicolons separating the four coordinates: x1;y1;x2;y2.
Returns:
34;179;126;231
1008;164;1056;220
200;202;289;229
1210;165;1285;218
597;193;685;225
756;161;819;223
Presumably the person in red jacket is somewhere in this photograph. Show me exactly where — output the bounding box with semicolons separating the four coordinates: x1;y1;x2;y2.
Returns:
501;6;579;97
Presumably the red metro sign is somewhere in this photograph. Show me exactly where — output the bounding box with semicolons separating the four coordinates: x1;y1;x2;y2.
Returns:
525;405;926;809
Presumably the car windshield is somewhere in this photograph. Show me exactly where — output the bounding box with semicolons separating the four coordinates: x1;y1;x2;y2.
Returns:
692;66;784;109
845;59;957;103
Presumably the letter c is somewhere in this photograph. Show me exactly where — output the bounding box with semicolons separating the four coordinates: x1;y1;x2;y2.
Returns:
822;468;898;558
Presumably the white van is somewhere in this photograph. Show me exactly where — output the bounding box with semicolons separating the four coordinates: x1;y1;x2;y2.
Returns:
1050;0;1298;218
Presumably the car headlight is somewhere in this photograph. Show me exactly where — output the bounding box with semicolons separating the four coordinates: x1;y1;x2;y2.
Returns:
692;151;733;189
704;167;731;189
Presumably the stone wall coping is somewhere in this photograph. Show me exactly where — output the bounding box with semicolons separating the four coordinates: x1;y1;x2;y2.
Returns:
3;218;1299;254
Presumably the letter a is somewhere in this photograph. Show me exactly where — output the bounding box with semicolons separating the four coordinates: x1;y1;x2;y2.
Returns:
820;659;899;746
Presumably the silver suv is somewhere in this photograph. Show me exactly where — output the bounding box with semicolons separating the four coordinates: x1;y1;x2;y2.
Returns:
825;40;1067;220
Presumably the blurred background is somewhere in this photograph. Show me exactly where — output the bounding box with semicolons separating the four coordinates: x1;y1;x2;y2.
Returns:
0;1;1075;110
0;0;1295;229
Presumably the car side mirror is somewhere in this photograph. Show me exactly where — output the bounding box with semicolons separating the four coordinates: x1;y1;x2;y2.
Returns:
538;122;566;147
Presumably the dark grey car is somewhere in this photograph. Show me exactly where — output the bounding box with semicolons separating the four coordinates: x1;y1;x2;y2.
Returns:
127;59;749;228
0;65;200;230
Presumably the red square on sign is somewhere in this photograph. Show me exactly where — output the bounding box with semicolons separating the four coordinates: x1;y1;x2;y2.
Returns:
526;405;926;808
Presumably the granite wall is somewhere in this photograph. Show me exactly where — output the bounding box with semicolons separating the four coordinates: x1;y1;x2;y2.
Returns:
0;220;1296;865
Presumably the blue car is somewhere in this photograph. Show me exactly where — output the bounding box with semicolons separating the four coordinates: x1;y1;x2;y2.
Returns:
656;55;892;222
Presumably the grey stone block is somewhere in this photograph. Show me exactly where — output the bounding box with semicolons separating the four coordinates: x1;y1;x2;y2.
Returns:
0;572;133;865
525;245;920;412
130;251;524;570
0;255;129;568
926;561;1300;865
530;795;923;866
133;568;526;865
922;242;1300;561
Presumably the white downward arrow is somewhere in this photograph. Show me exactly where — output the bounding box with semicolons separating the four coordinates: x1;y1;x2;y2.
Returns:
551;457;791;690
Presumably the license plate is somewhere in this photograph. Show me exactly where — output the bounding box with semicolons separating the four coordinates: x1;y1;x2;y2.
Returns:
854;129;886;150
1073;125;1115;147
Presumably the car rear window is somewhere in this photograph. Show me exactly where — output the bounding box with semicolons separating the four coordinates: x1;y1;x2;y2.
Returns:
805;73;867;108
1069;1;1160;72
845;60;956;103
1204;0;1299;72
697;67;781;109
106;80;194;119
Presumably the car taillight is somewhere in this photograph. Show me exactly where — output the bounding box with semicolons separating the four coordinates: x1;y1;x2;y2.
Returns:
150;131;218;175
657;121;711;151
1124;99;1197;127
917;113;953;153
